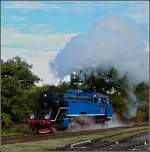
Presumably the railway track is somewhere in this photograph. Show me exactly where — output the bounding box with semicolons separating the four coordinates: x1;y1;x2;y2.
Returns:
63;135;148;151
1;124;148;145
108;134;149;151
92;132;149;151
52;126;149;151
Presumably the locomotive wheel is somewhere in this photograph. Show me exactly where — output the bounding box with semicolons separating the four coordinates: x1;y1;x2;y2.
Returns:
51;127;57;133
78;116;96;127
36;129;40;134
104;120;112;127
68;116;96;131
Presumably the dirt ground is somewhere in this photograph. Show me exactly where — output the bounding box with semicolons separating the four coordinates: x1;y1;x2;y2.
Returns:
51;133;149;151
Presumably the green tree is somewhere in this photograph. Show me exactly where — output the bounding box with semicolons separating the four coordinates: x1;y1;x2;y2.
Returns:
134;82;149;122
58;72;83;92
1;57;40;128
58;81;71;92
70;72;83;89
25;85;49;113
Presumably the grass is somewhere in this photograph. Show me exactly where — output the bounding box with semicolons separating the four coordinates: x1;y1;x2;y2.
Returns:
102;129;148;141
1;126;149;152
2;124;32;135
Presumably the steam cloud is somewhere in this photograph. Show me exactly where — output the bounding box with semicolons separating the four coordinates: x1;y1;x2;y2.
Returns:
50;16;148;84
67;114;123;132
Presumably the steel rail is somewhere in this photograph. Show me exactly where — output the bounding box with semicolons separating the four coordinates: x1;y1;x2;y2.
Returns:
1;123;148;145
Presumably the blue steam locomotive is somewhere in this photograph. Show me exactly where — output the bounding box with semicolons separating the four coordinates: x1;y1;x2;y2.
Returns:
28;87;112;133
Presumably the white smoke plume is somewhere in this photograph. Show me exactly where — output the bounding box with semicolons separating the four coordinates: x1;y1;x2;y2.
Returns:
50;15;148;84
50;15;148;120
125;91;139;118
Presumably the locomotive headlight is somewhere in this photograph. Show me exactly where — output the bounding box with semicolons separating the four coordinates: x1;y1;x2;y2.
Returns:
45;114;49;119
30;114;35;119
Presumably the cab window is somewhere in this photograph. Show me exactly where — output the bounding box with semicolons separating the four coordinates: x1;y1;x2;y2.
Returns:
98;97;102;103
94;96;97;103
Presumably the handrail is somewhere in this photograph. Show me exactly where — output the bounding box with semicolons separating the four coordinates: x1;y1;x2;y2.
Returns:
51;107;68;122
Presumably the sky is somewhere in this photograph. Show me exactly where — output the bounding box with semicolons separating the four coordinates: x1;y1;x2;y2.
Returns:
1;1;149;85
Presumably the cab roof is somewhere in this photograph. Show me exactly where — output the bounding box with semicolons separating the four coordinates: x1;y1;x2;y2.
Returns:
64;90;109;99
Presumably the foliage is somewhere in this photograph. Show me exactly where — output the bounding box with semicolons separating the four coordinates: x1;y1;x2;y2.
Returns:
2;123;32;135
57;81;72;92
134;82;149;122
25;85;49;113
1;57;40;128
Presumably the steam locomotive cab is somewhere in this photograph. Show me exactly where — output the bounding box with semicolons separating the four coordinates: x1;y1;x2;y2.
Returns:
28;87;112;133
